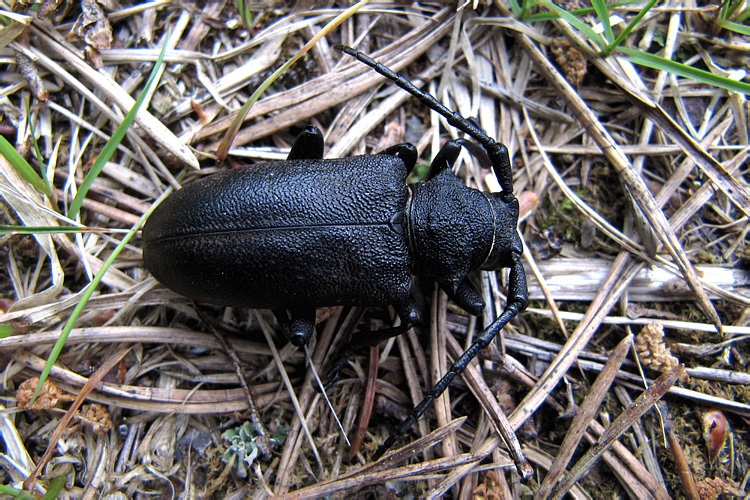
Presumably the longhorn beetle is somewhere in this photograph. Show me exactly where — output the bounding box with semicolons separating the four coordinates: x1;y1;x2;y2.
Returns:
142;45;529;471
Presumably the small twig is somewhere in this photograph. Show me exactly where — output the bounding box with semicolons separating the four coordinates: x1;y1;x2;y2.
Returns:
349;345;378;460
194;304;271;458
661;402;700;500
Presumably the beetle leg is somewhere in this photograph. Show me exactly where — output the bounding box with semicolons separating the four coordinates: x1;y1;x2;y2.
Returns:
362;296;420;346
373;250;528;462
484;141;515;202
325;297;420;388
274;307;316;347
376;143;417;174
426;140;461;180
429;138;493;180
442;279;485;316
338;45;515;194
287;125;324;160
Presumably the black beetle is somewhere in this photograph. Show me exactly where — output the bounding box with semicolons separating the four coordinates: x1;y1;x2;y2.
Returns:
142;45;529;463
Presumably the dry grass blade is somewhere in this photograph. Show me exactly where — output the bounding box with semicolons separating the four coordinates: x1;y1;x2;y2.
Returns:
0;155;64;297
445;332;531;478
585;419;667;498
536;335;635;498
474;77;575;124
502;6;722;333
0;325;274;356
280;451;484;499
194;8;455;146
22;346;132;489
550;365;687;499
365;417;467;472
327;63;442;159
0;402;36;487
396;333;432;448
525;257;750;303
668;146;749;231
513;251;640;427
11;348;284;412
557;21;750;216
522;238;569;337
4;1;749;496
431;288;458;462
522;447;593;500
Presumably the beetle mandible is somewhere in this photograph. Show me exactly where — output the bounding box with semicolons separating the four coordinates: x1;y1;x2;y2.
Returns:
142;45;529;462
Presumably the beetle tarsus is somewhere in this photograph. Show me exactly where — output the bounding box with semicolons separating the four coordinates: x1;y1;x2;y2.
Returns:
376;143;418;174
274;308;316;347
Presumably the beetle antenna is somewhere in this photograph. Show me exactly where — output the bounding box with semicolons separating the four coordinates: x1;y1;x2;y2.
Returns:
304;345;351;447
335;45;515;197
335;45;490;145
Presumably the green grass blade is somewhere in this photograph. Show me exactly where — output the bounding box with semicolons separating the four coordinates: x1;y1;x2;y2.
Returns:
0;135;51;196
508;0;522;18
0;10;31;48
236;0;253;28
527;8;594;22
30;184;176;406
0;484;35;499
67;32;170;218
527;1;639;22
723;20;750;35
217;0;369;161
720;0;743;23
591;0;614;44
24;98;51;191
605;0;657;55
735;7;750;23
41;471;70;500
520;0;535;20
618;47;750;95
537;0;606;49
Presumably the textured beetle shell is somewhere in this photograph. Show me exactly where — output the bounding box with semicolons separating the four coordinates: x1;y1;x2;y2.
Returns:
142;156;412;309
409;169;519;281
409;169;495;283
